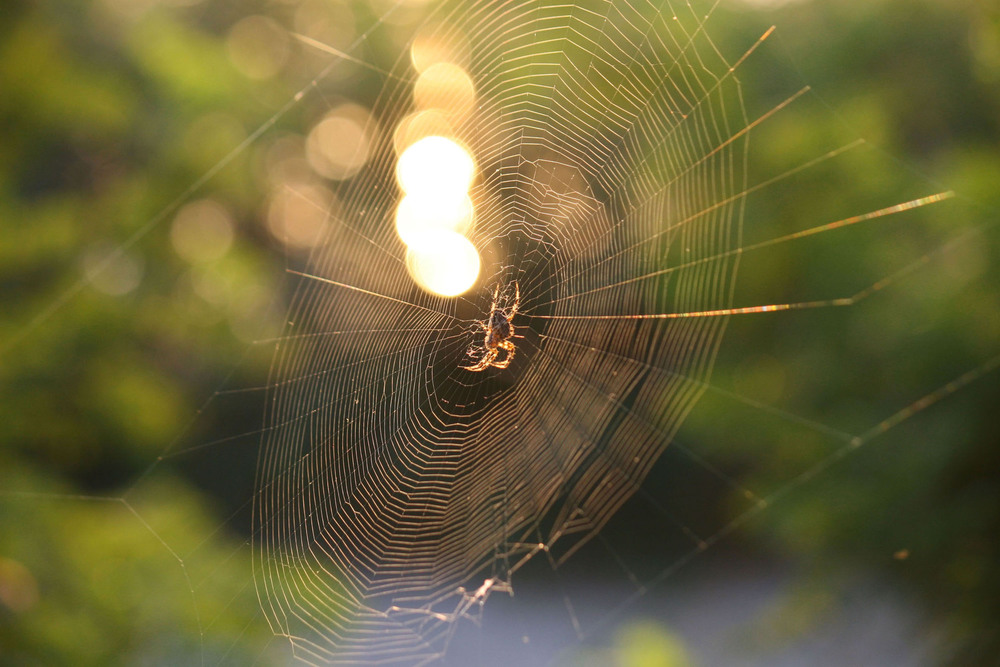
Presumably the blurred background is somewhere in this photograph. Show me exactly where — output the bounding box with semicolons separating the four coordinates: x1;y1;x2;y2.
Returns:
1;0;998;665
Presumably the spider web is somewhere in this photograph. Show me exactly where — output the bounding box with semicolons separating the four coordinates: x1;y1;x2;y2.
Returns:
1;0;997;665
254;0;983;663
259;1;752;661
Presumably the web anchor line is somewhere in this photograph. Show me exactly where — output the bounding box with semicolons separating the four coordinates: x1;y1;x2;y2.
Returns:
540;190;955;307
579;350;1000;642
529;188;968;324
287;269;462;322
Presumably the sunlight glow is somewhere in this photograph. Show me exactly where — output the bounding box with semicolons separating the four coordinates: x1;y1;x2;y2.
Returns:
396;136;475;198
393;58;479;297
395;193;474;245
409;21;469;73
405;230;480;297
393;110;454;156
414;62;476;121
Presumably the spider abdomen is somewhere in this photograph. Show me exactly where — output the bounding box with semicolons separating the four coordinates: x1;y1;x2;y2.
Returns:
489;316;511;343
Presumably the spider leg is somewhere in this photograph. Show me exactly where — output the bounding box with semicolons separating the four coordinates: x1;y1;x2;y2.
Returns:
462;348;497;372
492;341;516;369
463;320;487;356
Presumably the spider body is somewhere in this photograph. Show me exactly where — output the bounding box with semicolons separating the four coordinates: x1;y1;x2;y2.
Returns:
463;282;519;372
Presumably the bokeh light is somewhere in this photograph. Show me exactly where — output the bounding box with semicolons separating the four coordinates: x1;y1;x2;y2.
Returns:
396;135;475;198
306;104;372;181
226;15;290;80
266;181;336;248
405;230;480;297
81;244;144;296
170;199;235;263
413;62;476;121
410;22;468;73
393;109;454;156
395;192;474;245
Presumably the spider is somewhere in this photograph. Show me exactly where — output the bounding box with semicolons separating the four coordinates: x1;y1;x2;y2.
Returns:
462;281;519;372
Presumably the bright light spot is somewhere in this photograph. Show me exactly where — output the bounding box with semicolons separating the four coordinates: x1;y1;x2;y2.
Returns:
405;230;480;297
393;109;454;155
306;105;372;181
396;136;475;198
410;23;467;73
226;15;290;80
82;244;144;296
170;199;235;263
395;193;474;245
414;62;476;121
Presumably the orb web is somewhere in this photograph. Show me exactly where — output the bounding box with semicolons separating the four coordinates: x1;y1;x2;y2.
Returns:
256;0;752;662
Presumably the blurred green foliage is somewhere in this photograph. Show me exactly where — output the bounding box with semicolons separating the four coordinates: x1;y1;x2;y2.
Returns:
694;1;1000;662
0;0;998;664
1;0;287;662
